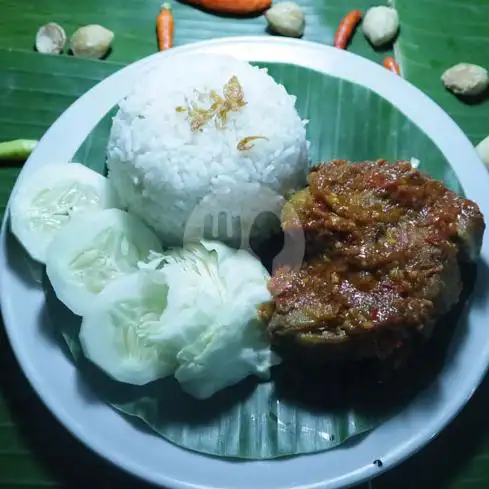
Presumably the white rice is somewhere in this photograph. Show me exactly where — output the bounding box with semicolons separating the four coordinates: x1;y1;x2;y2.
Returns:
106;54;308;247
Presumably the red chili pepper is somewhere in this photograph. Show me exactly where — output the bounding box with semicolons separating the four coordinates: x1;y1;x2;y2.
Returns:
334;10;362;49
383;56;401;75
157;3;174;51
184;0;272;14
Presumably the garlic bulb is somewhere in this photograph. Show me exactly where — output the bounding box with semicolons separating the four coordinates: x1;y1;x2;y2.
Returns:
70;25;114;59
265;2;305;38
362;6;399;47
35;23;67;55
442;63;489;97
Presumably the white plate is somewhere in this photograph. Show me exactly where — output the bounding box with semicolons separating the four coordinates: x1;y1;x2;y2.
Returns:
2;37;489;489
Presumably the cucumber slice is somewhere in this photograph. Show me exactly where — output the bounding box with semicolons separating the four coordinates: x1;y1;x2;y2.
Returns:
10;162;119;263
46;208;162;316
80;271;177;385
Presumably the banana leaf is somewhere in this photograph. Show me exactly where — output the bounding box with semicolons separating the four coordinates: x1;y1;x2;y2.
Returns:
1;0;487;143
0;0;389;63
392;0;489;144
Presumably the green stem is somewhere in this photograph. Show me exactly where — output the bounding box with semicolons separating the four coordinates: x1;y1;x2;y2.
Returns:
0;139;38;161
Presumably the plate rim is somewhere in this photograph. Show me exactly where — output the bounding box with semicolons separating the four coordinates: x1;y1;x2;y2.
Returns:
2;36;489;489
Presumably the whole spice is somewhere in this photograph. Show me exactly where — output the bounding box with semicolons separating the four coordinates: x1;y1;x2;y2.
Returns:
334;10;362;49
476;135;489;169
362;6;399;48
0;139;37;161
70;25;114;59
183;0;272;15
265;2;305;38
441;63;489;97
383;56;400;75
35;23;67;55
157;3;174;51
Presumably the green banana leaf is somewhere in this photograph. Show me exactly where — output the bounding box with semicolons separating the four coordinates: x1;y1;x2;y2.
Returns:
1;0;487;144
38;62;462;459
392;0;489;145
0;0;390;63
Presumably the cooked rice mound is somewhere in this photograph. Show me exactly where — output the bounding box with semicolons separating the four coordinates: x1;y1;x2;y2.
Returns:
106;54;308;246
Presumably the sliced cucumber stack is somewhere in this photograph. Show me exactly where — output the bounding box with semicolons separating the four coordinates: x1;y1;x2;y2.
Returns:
10;163;119;263
46;208;162;316
80;271;177;385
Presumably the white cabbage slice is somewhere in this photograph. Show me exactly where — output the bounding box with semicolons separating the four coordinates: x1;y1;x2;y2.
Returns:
175;285;280;400
10;162;119;263
46;208;162;316
141;240;281;399
80;270;177;385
